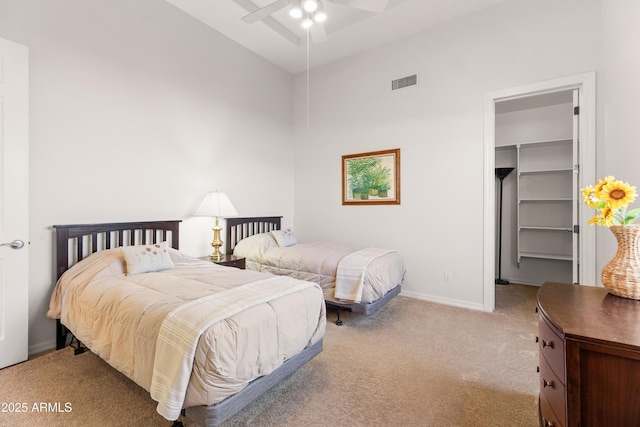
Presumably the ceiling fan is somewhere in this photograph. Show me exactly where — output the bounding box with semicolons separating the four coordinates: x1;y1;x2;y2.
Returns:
240;0;389;43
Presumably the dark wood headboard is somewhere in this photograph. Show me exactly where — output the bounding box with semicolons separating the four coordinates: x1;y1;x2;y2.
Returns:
225;216;282;254
53;220;182;280
53;220;181;350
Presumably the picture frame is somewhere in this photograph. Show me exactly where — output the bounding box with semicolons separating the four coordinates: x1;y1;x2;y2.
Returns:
342;148;400;205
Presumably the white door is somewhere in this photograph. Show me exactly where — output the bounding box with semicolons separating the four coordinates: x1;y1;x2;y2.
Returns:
0;37;29;369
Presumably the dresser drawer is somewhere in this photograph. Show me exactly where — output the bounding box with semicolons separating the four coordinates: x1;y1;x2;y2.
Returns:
539;352;566;425
538;314;565;383
540;390;564;427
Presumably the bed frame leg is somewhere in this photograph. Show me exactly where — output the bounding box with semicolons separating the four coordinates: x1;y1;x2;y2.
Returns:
57;320;89;355
335;308;343;326
56;319;67;350
69;335;88;355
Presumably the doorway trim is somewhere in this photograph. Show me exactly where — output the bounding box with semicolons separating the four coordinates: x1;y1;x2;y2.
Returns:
483;72;596;312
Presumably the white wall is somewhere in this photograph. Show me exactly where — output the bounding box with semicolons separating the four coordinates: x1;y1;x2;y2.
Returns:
0;0;295;353
599;0;640;279
292;0;601;309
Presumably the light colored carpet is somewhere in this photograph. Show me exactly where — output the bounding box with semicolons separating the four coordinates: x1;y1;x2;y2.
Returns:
0;284;540;427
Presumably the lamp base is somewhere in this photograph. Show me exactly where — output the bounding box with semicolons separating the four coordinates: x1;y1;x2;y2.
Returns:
209;252;223;262
495;278;510;285
209;219;224;262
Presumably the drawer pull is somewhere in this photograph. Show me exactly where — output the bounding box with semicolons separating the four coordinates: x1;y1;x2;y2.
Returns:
542;418;555;427
542;340;554;349
543;379;554;388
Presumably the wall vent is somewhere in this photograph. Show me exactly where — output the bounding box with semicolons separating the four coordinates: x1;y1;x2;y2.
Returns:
392;74;418;91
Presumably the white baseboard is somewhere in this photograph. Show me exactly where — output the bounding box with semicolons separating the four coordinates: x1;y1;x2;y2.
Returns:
400;290;485;312
29;339;56;356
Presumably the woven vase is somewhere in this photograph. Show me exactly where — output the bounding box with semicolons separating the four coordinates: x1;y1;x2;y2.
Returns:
601;224;640;300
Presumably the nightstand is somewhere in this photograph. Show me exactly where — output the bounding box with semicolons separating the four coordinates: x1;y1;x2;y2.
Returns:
199;254;246;269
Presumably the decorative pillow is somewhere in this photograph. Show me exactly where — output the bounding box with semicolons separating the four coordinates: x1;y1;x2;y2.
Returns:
232;233;277;258
271;228;297;247
121;242;175;275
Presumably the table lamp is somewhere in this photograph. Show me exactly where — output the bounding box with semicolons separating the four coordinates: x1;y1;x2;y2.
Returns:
195;191;238;261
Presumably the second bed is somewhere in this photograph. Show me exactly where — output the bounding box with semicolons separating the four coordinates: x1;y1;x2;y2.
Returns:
226;216;405;323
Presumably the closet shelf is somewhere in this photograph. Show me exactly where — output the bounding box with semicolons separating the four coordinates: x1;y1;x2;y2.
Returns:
515;133;576;277
500;137;573;149
519;226;573;232
519;252;573;261
519;168;573;175
519;198;573;202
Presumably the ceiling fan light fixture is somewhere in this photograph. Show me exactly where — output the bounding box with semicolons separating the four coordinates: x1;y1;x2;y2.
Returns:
313;1;326;22
289;0;303;18
313;10;327;22
303;0;318;13
301;16;314;28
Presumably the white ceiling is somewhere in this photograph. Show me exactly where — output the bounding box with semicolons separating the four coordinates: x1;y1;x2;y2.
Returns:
165;0;513;74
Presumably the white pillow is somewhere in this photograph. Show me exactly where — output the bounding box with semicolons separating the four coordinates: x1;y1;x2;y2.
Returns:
271;228;297;247
232;233;277;258
122;242;175;275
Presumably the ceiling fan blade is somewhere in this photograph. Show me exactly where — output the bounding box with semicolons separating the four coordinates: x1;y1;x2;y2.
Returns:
310;22;327;43
327;0;388;13
241;0;291;24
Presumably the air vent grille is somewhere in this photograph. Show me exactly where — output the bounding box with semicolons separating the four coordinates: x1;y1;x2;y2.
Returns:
392;74;418;91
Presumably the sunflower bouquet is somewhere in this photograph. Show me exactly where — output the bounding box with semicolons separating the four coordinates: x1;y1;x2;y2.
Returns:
582;176;640;227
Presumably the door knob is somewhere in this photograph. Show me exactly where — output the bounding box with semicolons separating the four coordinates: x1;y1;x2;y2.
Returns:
1;239;24;249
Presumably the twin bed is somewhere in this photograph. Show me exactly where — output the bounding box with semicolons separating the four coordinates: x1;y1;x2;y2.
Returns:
226;216;404;324
49;218;403;426
49;220;325;427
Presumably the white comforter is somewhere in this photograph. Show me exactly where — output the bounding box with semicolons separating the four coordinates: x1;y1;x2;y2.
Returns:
234;235;405;304
334;247;396;303
47;248;326;418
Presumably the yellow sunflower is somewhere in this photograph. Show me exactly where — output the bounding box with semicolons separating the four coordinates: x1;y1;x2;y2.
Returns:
584;176;640;227
594;175;615;194
598;180;637;210
582;185;597;208
600;206;617;227
588;206;617;227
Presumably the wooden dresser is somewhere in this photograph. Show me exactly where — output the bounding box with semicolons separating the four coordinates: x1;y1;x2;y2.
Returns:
537;282;640;426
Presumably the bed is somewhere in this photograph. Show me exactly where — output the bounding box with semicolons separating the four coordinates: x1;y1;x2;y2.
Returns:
226;216;404;324
48;220;326;427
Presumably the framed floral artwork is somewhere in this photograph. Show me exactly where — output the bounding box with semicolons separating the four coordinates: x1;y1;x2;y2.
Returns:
342;148;400;205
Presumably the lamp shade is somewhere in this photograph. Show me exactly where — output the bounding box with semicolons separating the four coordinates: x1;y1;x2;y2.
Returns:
195;191;238;218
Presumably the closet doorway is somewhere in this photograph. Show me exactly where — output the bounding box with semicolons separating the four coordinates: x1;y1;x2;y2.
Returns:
482;73;596;312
